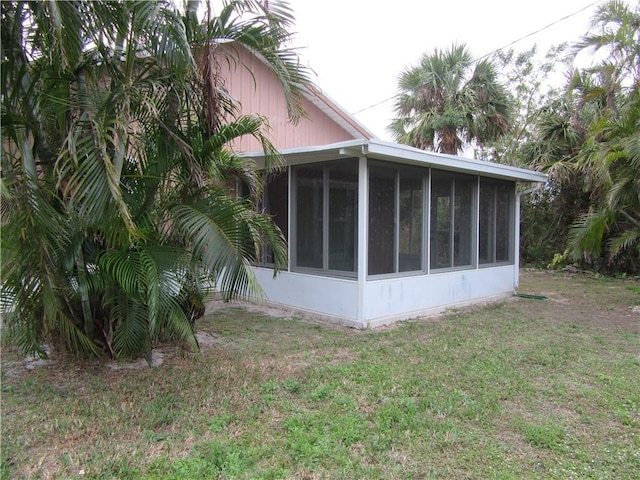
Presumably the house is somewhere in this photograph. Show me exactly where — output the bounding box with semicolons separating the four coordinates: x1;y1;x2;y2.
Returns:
220;45;547;328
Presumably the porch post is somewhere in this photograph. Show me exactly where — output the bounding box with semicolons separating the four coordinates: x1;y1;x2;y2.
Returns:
514;191;521;289
357;154;368;327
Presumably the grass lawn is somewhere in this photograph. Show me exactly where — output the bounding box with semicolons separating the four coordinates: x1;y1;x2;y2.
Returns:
1;269;639;479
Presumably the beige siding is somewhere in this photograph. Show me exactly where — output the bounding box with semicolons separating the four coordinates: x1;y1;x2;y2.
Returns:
218;45;359;152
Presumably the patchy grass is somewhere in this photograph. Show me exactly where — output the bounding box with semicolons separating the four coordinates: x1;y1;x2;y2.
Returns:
2;270;639;479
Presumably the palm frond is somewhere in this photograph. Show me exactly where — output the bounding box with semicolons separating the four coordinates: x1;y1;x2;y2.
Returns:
201;0;313;122
110;292;150;358
98;246;199;356
170;191;267;300
2;0;307;360
568;210;612;261
608;227;640;260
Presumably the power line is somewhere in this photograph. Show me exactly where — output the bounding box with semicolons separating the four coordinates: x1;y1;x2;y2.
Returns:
351;96;394;116
476;0;602;61
350;0;604;117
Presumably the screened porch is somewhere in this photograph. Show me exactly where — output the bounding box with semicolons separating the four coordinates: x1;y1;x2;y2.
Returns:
245;139;546;328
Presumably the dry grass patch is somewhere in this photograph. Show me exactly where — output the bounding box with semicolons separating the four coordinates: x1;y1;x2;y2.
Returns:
2;270;639;479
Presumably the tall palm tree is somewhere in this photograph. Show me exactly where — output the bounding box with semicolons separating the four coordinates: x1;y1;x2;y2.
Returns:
522;0;639;272
521;75;594;261
390;43;512;155
568;83;640;269
1;0;311;359
573;0;640;94
536;0;640;270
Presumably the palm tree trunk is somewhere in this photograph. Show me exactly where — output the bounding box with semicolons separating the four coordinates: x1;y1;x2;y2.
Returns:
75;238;95;338
17;130;37;182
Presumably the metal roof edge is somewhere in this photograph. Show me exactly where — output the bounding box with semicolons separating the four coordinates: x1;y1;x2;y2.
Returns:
242;138;547;183
365;139;548;182
241;139;367;157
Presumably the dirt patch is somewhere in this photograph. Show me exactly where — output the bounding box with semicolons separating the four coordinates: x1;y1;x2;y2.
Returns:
195;331;224;347
204;296;297;320
106;349;166;370
516;269;640;333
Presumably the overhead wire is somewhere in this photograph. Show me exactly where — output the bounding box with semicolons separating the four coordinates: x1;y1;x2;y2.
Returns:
475;0;602;61
350;0;604;117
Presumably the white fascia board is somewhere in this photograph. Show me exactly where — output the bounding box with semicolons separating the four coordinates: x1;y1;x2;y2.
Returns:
364;140;547;183
241;139;368;167
242;138;547;183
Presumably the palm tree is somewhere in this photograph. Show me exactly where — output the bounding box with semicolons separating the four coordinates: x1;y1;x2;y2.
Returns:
522;0;639;272
569;1;640;269
390;43;512;155
1;0;311;359
568;83;640;269
560;1;638;269
520;75;593;262
573;0;640;96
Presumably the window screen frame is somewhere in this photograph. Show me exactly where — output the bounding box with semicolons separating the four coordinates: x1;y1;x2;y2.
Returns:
291;159;359;277
429;170;478;272
367;160;427;278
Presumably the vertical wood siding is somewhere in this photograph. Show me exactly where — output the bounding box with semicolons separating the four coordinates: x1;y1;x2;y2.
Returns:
218;45;359;152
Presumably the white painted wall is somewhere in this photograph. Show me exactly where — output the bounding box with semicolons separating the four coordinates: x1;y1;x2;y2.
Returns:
252;265;516;329
362;265;516;327
252;268;361;327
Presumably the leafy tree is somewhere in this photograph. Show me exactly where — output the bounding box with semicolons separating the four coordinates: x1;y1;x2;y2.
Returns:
477;45;576;266
567;0;640;270
525;0;640;272
389;43;512;155
485;44;571;165
568;85;640;270
519;73;595;266
1;0;311;359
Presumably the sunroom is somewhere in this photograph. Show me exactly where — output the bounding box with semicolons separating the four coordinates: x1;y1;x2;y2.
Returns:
243;138;547;328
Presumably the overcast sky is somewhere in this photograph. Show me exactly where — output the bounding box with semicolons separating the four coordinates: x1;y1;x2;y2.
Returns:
285;0;613;141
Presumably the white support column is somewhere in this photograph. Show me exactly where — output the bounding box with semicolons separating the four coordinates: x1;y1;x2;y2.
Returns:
425;168;431;273
514;192;521;288
287;166;292;272
357;155;368;327
475;176;481;269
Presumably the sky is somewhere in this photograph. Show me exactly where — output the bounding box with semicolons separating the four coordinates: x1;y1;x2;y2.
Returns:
285;0;613;142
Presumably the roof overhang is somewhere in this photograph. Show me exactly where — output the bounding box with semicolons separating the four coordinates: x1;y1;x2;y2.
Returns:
242;139;548;183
